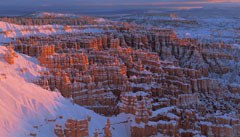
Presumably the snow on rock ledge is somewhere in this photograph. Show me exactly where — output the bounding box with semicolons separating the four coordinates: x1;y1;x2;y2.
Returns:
0;21;104;43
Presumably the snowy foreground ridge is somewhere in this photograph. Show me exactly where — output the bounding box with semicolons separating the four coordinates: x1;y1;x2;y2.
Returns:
0;22;128;137
0;47;130;137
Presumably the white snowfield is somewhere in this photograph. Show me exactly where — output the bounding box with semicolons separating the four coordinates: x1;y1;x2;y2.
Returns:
0;21;104;43
32;12;80;18
0;22;129;137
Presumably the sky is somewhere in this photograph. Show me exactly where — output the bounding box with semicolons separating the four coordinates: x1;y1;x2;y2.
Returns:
0;0;239;16
0;0;239;6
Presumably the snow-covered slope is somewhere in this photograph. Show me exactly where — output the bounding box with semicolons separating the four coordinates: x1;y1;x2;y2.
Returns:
31;12;80;18
0;21;104;44
0;21;65;43
0;46;60;136
0;46;130;137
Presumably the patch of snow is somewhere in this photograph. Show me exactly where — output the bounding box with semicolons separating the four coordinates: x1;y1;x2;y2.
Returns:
95;18;107;23
152;106;176;118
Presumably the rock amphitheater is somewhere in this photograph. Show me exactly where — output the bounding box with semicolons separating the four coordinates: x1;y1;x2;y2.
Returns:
4;23;240;137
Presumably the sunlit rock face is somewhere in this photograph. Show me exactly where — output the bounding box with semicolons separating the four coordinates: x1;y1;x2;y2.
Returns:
54;119;89;137
4;46;16;64
7;21;240;136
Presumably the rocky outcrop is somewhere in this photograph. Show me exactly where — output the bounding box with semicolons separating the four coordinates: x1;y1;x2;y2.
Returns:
120;91;152;123
104;118;112;137
4;46;16;64
130;122;157;137
54;119;89;137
